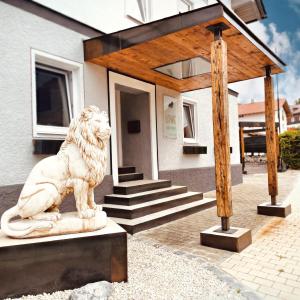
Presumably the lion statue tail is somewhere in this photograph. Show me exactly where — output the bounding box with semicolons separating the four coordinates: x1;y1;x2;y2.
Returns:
1;206;51;238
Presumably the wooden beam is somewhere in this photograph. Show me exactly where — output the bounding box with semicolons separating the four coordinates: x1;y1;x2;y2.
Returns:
243;128;266;134
211;36;233;230
239;121;279;128
264;67;278;205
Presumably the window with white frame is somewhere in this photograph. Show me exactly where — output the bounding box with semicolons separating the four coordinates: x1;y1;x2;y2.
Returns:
183;98;198;143
31;50;84;139
178;0;193;13
126;0;151;23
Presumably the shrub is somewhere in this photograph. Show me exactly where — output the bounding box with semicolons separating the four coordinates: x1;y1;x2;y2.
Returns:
279;129;300;169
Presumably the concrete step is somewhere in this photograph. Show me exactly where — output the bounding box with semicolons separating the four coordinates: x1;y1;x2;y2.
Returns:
118;173;144;183
113;179;172;195
105;185;188;206
103;191;203;219
118;166;136;174
110;198;216;234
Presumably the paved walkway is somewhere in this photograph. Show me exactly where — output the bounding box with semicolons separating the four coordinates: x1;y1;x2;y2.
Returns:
136;169;300;299
222;173;300;300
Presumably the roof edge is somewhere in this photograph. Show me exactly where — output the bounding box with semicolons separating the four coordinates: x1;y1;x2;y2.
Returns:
221;2;286;69
229;88;239;97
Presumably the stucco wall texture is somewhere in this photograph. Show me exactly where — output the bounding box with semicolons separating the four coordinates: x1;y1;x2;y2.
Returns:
0;2;242;190
0;1;109;186
156;86;241;171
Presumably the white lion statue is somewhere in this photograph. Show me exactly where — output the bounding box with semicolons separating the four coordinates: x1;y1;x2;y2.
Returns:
1;106;111;238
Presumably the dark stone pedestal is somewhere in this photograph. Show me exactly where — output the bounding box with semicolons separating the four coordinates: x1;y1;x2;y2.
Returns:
200;225;252;252
257;202;291;217
0;219;127;299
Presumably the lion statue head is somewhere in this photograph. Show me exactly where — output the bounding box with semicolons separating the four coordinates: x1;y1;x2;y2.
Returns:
61;105;111;186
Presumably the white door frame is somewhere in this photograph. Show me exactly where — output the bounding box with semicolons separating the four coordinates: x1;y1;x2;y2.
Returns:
108;71;158;185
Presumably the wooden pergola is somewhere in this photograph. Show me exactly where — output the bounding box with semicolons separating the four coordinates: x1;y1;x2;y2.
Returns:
84;3;286;251
239;121;280;174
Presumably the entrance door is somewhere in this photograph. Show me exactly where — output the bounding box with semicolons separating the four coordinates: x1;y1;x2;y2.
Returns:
108;71;158;184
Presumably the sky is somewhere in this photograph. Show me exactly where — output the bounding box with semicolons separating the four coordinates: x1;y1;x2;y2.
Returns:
230;0;300;104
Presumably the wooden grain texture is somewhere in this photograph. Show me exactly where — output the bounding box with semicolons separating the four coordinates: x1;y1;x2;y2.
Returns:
264;75;278;202
85;16;283;92
211;39;232;218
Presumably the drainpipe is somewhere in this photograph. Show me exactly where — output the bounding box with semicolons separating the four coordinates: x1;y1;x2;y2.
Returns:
276;74;281;133
276;73;284;172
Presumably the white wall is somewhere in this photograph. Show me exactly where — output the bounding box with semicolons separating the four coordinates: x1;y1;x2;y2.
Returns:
150;0;215;21
34;0;218;33
0;1;109;186
156;85;240;171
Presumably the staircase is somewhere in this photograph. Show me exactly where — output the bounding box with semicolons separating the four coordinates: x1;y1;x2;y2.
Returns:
102;166;216;234
118;166;144;183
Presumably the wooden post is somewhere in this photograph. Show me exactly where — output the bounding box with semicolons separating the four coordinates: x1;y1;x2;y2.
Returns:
211;29;232;231
264;66;278;205
239;126;246;174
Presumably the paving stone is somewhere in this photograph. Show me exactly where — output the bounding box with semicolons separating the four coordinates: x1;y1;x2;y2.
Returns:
253;277;274;287
267;274;286;284
273;282;293;293
249;270;269;279
279;292;300;300
135;169;300;300
240;280;259;291
258;285;280;297
287;279;300;288
279;272;299;281
292;287;300;296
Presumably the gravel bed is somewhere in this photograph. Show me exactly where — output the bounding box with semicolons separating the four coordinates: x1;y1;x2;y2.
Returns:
8;236;253;300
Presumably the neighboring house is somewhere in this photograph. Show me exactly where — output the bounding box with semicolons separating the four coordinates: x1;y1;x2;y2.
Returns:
239;99;292;134
287;104;300;129
0;0;277;231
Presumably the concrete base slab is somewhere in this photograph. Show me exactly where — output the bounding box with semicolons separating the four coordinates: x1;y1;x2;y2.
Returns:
0;219;127;299
200;225;252;252
257;202;291;217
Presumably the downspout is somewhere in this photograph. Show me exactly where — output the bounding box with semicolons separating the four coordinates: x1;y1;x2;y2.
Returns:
276;74;281;133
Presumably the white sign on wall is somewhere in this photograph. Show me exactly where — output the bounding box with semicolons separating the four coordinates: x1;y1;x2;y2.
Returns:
163;96;177;139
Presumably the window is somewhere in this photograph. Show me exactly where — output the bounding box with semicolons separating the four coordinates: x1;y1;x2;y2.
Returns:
126;0;151;23
36;65;71;127
31;50;84;139
154;56;210;80
183;97;198;143
178;0;193;13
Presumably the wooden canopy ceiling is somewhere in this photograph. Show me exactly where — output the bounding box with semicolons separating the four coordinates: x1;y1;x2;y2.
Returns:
84;3;285;92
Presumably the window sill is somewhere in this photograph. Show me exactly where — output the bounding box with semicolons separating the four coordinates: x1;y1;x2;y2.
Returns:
33;125;68;140
183;145;207;155
33;139;63;155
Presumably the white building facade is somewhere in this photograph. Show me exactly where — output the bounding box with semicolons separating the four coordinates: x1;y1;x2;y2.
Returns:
0;0;267;214
239;99;292;134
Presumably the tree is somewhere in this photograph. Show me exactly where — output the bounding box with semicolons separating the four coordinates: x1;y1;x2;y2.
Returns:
295;98;300;105
279;130;300;169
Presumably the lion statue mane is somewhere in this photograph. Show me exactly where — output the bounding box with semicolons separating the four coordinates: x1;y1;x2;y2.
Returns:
1;105;111;238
